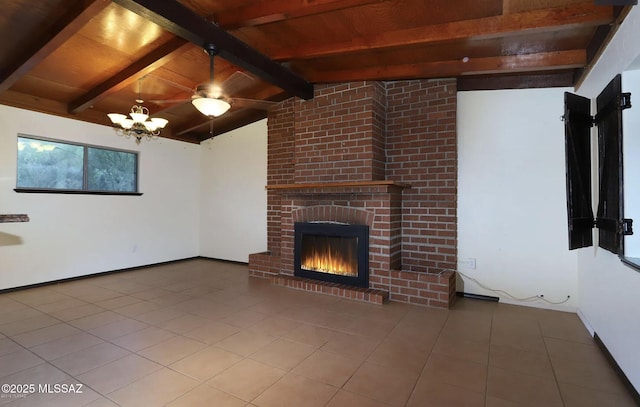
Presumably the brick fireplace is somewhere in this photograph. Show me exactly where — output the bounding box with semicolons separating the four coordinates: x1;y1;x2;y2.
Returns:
249;80;457;308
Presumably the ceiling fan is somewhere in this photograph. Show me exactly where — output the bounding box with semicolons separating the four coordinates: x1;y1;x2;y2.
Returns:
150;43;276;118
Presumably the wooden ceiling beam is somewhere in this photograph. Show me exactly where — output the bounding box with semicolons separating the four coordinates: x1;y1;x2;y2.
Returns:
112;0;314;100
575;5;631;90
0;0;110;93
307;50;586;82
271;2;613;61
68;37;189;114
457;70;576;91
215;0;386;30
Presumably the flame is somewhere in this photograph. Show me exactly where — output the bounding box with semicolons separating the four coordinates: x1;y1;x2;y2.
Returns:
300;236;357;276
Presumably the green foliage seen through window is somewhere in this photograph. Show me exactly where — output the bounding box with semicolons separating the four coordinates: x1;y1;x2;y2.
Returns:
17;136;138;193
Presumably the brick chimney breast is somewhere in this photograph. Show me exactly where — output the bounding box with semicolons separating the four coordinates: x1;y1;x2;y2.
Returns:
250;79;457;309
294;82;386;183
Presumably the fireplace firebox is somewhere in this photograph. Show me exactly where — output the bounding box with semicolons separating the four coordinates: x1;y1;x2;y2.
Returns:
294;222;369;288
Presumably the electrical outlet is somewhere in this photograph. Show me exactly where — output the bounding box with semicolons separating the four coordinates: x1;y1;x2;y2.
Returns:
458;258;476;269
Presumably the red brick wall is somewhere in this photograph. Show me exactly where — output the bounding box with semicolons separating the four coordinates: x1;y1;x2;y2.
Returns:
386;79;457;274
372;82;387;180
293;82;386;183
266;98;295;255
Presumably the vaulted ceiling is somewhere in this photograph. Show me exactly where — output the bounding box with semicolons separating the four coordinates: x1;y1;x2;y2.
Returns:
0;0;628;144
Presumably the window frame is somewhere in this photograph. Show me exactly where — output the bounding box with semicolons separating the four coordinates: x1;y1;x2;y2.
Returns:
621;70;640;271
14;134;142;196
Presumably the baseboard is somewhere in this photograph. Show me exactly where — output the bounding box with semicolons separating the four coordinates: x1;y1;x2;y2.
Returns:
0;256;200;295
594;332;640;405
576;308;595;336
456;291;499;302
197;256;249;265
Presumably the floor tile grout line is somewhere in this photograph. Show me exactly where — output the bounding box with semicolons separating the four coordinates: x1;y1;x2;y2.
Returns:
538;318;569;407
541;331;632;402
400;307;450;407
485;308;495;406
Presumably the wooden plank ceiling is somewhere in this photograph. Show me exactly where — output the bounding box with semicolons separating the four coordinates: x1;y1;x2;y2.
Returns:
0;0;625;144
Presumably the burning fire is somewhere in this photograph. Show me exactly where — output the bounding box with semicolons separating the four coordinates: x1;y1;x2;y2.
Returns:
300;235;358;277
300;251;358;276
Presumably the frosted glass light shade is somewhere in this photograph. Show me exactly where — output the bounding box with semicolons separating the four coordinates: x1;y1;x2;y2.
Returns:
129;112;149;123
121;119;134;129
150;117;168;128
108;113;127;124
192;97;231;117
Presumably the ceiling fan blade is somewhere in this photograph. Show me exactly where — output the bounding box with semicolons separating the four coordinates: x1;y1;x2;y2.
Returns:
146;74;195;93
220;71;257;97
148;98;191;104
231;97;277;110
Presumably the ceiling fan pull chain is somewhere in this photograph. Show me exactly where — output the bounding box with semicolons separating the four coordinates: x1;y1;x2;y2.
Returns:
209;48;214;82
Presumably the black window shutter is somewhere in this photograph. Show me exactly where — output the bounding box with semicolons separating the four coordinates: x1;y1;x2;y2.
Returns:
595;74;624;254
564;92;594;250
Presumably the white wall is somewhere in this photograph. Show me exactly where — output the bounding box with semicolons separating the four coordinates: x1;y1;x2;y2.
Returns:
0;105;200;290
457;88;579;311
199;119;267;262
577;248;640;390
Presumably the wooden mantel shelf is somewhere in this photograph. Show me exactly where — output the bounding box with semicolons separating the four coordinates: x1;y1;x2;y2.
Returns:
0;214;30;223
266;180;411;190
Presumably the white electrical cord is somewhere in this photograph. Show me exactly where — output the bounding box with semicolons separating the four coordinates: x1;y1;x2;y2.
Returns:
456;270;571;305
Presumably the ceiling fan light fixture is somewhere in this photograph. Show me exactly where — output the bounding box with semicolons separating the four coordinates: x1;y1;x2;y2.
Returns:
192;97;231;117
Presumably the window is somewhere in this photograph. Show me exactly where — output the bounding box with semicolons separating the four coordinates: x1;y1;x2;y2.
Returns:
16;135;139;194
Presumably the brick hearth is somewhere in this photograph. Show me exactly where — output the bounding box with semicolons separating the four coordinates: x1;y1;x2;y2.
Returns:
249;80;457;308
270;275;389;305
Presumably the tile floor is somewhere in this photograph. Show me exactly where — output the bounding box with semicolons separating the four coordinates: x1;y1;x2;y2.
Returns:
0;259;636;407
